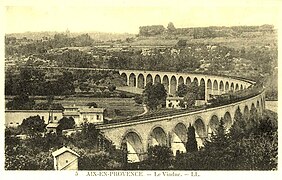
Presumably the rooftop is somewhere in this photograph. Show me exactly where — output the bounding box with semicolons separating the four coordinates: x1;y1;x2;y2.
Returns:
46;122;59;128
52;147;80;157
63;112;80;116
80;108;105;113
166;96;184;100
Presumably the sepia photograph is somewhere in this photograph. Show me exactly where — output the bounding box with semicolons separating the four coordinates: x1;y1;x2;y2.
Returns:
2;0;280;178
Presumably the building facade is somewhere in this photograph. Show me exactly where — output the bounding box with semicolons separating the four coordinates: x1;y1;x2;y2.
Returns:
5;110;63;127
63;105;105;125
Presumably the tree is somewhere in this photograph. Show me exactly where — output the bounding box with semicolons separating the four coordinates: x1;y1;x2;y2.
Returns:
186;124;198;152
176;83;188;97
204;118;229;150
167;22;176;33
183;92;196;108
20;115;46;137
58;117;75;131
87;102;98;108
198;83;205;100
176;39;187;47
6;93;35;110
134;95;143;104
68;122;112;151
79;150;123;170
108;84;116;92
229;108;247;139
145;145;173;169
143;82;167;110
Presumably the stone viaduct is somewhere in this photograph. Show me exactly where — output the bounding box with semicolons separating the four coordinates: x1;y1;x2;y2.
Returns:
96;70;265;163
119;69;253;101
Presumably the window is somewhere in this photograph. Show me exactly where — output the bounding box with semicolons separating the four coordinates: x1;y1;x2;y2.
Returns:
42;116;44;120
97;115;100;120
54;116;57;120
66;160;69;163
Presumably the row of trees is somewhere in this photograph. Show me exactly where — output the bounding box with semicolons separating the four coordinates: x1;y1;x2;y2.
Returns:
5;33;93;56
5;68;75;96
6;94;63;110
5;66;126;96
138;23;274;38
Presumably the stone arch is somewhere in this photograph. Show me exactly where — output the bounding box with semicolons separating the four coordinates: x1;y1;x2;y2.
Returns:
186;77;191;85
148;126;167;147
162;75;169;92
137;74;145;88
146;74;153;85
223;112;232;129
244;105;250;121
219;81;224;93
154;74;161;84
230;82;234;91
207;79;212;89
257;100;260;113
170;76;177;95
234;107;242;121
225;82;229;91
200;78;205;87
193;77;199;86
178;76;184;85
129;73;136;87
121;130;144;163
194;118;206;138
213;80;218;91
250;103;258;120
171;123;187;155
199;78;205;100
235;83;239;91
209;115;219;135
120;73;127;85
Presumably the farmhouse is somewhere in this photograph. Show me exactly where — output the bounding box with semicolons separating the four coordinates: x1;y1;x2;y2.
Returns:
63;105;105;125
166;96;184;109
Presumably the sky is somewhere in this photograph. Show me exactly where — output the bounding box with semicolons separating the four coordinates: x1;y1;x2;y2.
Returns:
4;0;282;34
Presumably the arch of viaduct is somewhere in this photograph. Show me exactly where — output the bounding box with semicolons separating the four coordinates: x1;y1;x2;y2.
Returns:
119;70;254;101
96;70;265;162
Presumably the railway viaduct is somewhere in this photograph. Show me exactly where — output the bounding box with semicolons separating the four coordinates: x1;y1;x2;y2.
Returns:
119;69;252;101
96;70;265;162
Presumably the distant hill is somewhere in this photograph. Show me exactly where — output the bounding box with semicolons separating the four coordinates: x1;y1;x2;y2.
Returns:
6;31;136;41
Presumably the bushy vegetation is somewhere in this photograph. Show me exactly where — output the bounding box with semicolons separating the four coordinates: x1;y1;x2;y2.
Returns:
143;82;167;110
207;83;263;108
174;110;277;170
5;122;126;170
6;94;63;110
